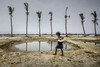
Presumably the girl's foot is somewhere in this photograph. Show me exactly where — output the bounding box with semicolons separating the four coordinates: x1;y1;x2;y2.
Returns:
53;53;56;55
60;54;64;56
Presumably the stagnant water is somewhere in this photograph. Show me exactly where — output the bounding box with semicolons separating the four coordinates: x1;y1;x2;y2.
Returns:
74;40;100;46
83;42;100;46
1;41;77;52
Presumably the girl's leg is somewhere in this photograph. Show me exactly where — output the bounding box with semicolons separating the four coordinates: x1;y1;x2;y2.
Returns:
60;48;64;56
53;48;57;55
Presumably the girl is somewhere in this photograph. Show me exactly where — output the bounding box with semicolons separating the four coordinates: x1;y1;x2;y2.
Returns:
53;32;64;56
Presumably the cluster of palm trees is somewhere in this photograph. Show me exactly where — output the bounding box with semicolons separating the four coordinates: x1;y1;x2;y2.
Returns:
7;2;53;37
79;11;98;36
7;2;98;37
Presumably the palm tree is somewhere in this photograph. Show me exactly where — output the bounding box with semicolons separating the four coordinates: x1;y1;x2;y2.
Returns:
8;6;14;37
79;13;86;36
36;11;42;37
24;2;29;37
91;11;98;36
65;7;70;37
49;12;53;36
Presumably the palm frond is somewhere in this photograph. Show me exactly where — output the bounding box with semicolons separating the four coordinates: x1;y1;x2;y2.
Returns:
94;11;97;18
8;6;14;15
36;11;42;18
91;11;98;24
24;2;28;11
91;13;94;16
49;12;52;16
96;22;98;25
49;12;52;14
79;13;84;20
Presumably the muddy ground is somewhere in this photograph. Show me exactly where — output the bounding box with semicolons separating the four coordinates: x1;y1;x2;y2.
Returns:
0;35;100;67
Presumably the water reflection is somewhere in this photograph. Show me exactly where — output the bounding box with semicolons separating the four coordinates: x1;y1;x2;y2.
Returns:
83;41;100;46
39;41;40;51
65;45;67;49
50;41;53;51
0;41;76;52
26;42;28;51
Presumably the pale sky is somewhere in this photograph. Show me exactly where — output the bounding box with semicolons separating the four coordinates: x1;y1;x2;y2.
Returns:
0;0;100;34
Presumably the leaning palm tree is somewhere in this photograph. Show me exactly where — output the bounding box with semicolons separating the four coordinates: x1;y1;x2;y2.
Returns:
36;11;42;37
49;12;53;36
24;2;29;37
8;6;14;37
91;11;98;36
79;13;86;36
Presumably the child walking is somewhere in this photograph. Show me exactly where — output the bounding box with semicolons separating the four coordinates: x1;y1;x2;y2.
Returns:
53;32;64;56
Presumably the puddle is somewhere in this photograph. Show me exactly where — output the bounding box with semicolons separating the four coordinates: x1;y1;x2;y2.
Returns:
74;39;100;46
84;42;100;46
1;41;76;52
78;41;100;46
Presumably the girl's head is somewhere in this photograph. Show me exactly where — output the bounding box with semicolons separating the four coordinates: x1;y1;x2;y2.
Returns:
56;32;61;36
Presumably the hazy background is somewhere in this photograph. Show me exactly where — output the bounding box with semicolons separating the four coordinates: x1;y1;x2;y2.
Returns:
0;0;100;34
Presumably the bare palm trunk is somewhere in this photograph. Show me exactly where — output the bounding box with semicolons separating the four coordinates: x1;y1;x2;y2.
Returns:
26;14;28;37
65;18;67;37
24;2;29;37
10;15;13;37
65;7;70;37
50;20;53;36
39;19;41;37
36;12;42;37
82;22;86;36
49;12;53;36
8;6;14;37
94;22;97;36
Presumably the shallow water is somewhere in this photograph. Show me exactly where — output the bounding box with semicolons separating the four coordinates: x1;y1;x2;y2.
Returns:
1;41;76;52
84;42;100;46
76;40;100;46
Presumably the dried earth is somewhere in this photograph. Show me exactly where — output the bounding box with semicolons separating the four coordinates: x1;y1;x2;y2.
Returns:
0;35;100;67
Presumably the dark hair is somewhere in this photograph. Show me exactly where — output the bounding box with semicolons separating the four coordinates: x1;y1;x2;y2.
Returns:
56;32;61;36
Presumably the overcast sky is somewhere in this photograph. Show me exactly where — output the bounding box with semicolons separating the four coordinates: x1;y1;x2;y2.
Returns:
0;0;100;34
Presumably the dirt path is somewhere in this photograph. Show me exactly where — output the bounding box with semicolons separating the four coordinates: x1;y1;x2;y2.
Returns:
0;49;100;67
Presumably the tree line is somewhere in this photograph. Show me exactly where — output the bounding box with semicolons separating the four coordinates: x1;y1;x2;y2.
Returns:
7;2;98;37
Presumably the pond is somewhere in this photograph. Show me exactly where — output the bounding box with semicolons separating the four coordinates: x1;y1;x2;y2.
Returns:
1;41;77;52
